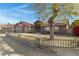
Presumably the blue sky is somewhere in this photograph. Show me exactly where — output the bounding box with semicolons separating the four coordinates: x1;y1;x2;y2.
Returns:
0;3;79;24
0;3;37;24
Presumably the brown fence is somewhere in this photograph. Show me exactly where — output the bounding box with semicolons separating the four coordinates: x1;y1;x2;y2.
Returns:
6;33;79;48
39;39;79;48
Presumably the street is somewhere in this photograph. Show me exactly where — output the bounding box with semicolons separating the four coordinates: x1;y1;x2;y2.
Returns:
0;34;49;56
0;34;21;56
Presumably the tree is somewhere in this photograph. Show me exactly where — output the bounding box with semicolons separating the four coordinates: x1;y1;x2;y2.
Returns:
32;3;79;40
32;3;59;39
73;26;79;36
70;19;79;36
34;20;45;32
70;19;79;28
32;3;50;20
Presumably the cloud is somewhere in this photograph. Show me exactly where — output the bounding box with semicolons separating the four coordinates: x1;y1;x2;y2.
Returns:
12;4;35;14
0;15;19;24
15;9;35;14
0;4;28;11
12;4;28;9
0;4;35;24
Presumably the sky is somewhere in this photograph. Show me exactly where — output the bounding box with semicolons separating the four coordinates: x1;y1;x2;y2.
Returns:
0;3;79;24
0;3;37;24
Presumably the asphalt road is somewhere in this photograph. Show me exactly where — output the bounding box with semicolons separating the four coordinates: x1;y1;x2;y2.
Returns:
0;34;49;56
0;35;21;56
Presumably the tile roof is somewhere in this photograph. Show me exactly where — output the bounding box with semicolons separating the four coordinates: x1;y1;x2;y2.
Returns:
15;21;33;27
0;24;14;28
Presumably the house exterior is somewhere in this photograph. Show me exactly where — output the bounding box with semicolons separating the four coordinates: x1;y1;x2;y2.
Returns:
0;24;14;33
14;22;33;33
39;23;68;34
54;23;68;34
39;18;69;34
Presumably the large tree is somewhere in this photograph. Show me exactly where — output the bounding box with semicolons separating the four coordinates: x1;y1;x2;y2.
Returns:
70;19;79;28
32;3;79;40
34;20;45;32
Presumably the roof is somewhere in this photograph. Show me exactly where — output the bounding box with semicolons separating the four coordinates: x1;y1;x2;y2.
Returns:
54;15;69;24
0;24;14;28
54;23;67;26
15;21;33;27
40;21;67;27
39;17;68;27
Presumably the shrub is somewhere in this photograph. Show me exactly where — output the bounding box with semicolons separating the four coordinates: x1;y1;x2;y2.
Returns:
41;31;50;34
73;26;79;36
28;29;37;33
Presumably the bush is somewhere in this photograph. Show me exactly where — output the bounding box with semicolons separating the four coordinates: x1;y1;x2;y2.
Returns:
41;31;50;34
28;29;37;33
73;26;79;36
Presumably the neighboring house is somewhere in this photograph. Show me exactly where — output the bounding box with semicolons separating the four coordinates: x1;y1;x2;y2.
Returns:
54;23;68;34
53;15;69;34
0;24;5;33
0;24;14;33
40;18;69;34
40;22;68;34
14;22;33;33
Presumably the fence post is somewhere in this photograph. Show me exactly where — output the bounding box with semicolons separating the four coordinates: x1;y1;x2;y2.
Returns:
18;33;21;39
34;37;41;49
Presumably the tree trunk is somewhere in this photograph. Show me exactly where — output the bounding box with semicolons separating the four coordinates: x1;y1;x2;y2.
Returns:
48;4;58;40
49;22;54;40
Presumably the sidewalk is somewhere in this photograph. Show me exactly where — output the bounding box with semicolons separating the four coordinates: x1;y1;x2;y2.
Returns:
19;33;79;40
0;36;21;56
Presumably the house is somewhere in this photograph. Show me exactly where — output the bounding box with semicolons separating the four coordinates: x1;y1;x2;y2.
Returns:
14;21;33;33
53;16;69;34
54;23;68;34
39;17;69;34
0;24;14;33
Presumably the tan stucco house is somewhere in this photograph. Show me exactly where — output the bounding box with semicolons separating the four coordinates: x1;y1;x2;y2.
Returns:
14;21;33;33
0;24;14;33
